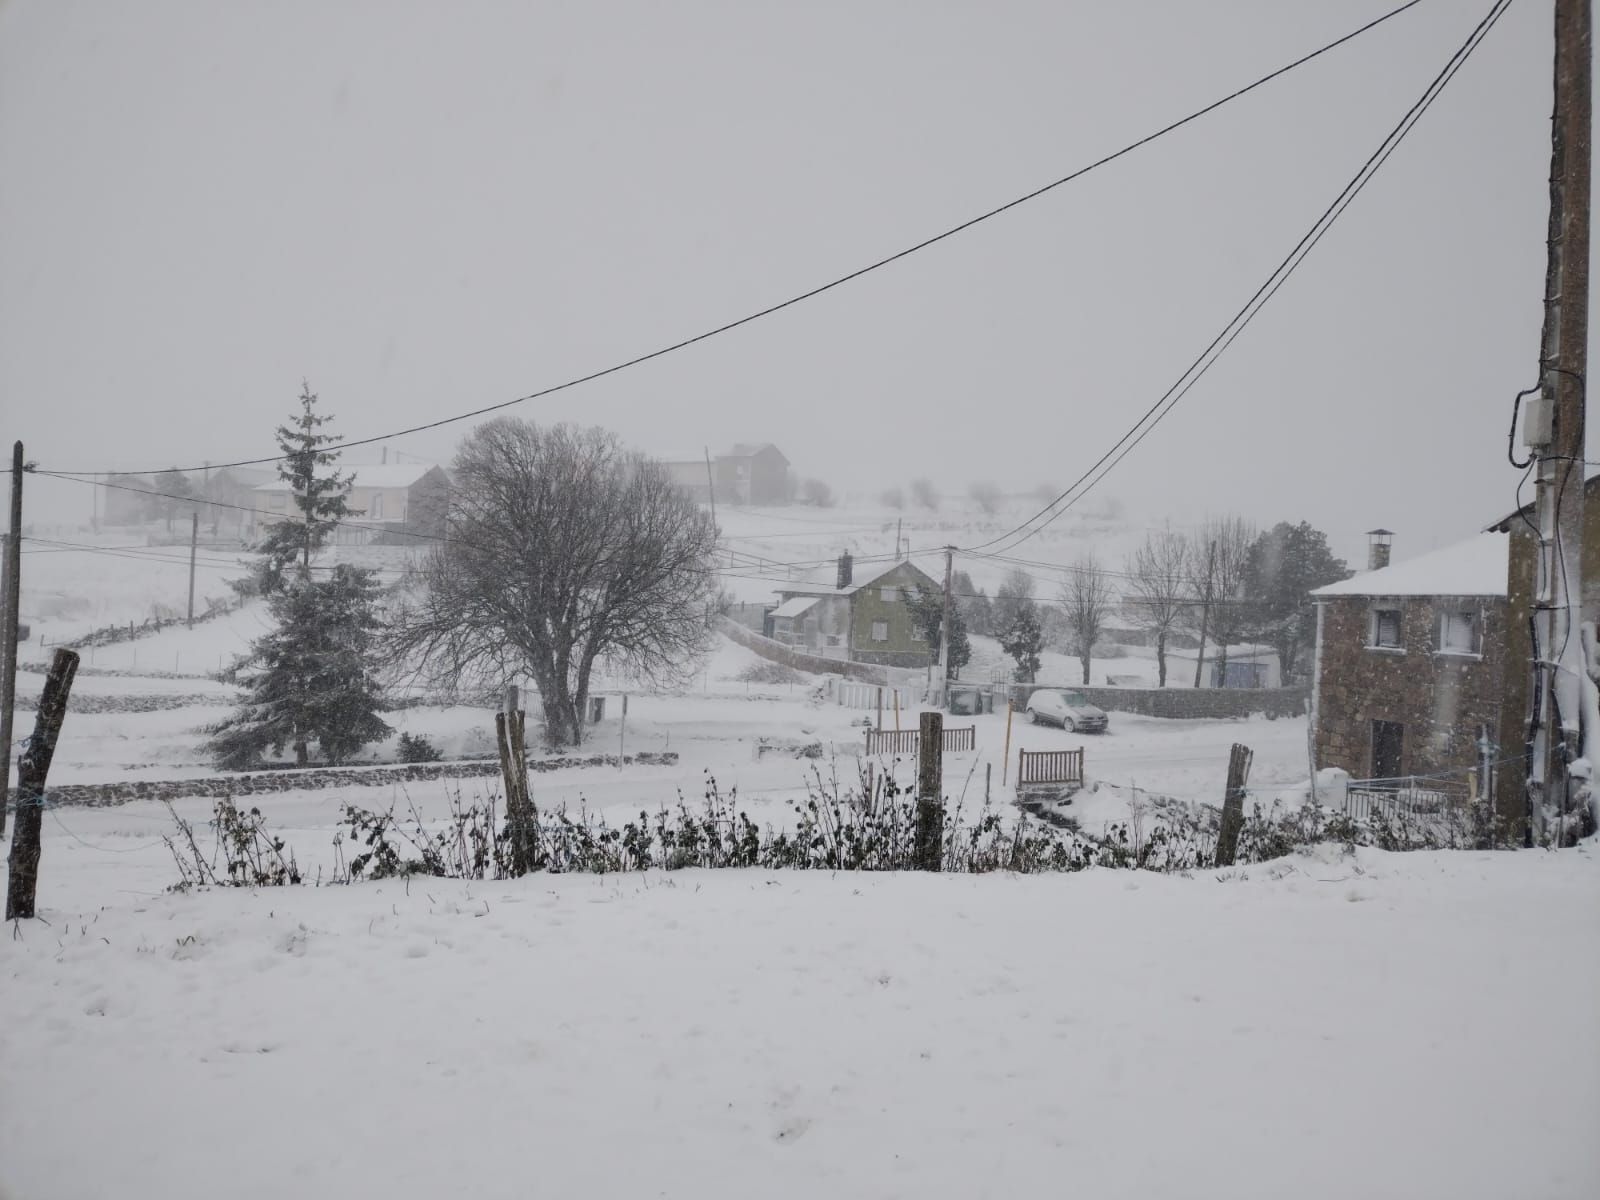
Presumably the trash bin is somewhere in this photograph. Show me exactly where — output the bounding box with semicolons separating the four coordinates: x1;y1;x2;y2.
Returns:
947;686;978;716
588;696;606;723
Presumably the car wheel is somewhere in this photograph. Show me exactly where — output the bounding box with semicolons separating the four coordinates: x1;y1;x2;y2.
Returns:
1061;718;1076;733
1027;708;1039;724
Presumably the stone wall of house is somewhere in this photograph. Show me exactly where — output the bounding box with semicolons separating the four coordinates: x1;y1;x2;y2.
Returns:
1314;594;1507;784
40;752;680;810
1006;682;1307;721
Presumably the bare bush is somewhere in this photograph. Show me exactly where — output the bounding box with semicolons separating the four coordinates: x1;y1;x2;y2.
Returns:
800;477;836;507
909;478;941;510
968;481;1002;515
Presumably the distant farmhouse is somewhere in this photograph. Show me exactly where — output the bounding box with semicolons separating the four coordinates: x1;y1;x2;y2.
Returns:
249;463;450;545
766;552;940;669
662;444;790;506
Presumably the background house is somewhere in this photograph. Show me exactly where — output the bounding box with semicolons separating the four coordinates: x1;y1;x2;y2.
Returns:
661;444;790;506
1310;532;1509;794
1168;644;1282;689
251;463;450;544
767;553;939;669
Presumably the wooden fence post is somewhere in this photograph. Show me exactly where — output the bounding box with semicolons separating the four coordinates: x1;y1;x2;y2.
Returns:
1002;699;1014;785
1214;742;1254;868
915;711;943;871
6;648;79;920
497;685;536;876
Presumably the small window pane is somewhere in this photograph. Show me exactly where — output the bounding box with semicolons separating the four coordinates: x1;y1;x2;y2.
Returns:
871;620;889;642
1442;611;1477;653
1372;609;1402;648
880;586;898;602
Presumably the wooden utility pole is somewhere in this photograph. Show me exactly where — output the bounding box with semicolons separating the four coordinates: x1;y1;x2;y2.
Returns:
186;510;199;628
1193;540;1217;689
7;648;78;919
0;441;23;838
914;710;944;870
1526;0;1593;846
895;517;903;559
704;448;718;529
1213;742;1254;869
938;545;955;694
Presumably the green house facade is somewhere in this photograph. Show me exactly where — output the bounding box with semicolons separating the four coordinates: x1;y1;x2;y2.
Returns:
768;555;939;670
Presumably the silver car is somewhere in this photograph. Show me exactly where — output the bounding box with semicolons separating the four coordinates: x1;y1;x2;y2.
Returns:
1024;688;1108;734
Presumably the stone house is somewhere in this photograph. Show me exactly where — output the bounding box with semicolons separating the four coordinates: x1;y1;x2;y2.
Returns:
661;443;791;506
251;463;450;544
1310;532;1510;792
767;553;940;669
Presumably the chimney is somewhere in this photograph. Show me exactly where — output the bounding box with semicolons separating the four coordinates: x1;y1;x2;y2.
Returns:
836;551;853;590
381;446;388;464
1366;529;1393;571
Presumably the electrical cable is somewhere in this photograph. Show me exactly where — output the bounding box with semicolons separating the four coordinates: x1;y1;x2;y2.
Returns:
961;0;1515;560
34;1;1424;478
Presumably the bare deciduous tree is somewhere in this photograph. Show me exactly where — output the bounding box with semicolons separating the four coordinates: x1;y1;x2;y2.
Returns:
1059;554;1113;685
1125;531;1190;687
387;419;717;747
992;567;1035;635
1186;515;1257;687
968;481;1002;515
879;485;905;510
909;478;941;511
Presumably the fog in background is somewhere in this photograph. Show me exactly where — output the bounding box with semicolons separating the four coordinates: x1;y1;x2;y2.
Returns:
0;0;1585;566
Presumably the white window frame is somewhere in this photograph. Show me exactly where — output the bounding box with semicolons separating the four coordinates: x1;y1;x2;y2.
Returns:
1368;604;1404;652
870;620;889;643
880;586;898;603
1438;609;1481;657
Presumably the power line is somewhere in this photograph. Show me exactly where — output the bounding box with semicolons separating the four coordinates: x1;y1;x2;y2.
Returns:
35;1;1423;479
963;0;1515;560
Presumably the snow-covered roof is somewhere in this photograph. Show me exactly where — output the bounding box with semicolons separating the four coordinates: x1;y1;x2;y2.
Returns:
770;596;819;619
255;464;439;492
779;559;926;599
1312;532;1507;598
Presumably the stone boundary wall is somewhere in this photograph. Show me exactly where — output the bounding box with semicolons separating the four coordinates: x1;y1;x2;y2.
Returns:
16;692;234;715
1007;683;1308;721
36;752;681;809
716;617;888;683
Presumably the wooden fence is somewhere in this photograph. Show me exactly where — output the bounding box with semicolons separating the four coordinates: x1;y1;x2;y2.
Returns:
1017;748;1084;787
864;726;977;756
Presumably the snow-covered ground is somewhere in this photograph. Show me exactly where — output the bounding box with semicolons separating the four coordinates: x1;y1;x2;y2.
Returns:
6;533;1599;1199
2;848;1596;1200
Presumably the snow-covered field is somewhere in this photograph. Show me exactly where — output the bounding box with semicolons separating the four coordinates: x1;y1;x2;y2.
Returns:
3;850;1596;1200
5;520;1599;1198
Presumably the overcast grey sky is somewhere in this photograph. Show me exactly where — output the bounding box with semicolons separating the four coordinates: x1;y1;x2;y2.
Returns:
0;0;1584;565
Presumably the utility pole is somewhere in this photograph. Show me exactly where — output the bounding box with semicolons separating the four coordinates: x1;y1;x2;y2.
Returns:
895;517;903;560
186;510;199;628
1525;0;1592;846
1193;540;1217;689
0;441;23;838
939;545;955;697
704;448;718;530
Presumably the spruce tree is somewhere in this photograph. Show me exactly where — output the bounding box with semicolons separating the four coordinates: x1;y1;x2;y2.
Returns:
999;601;1044;683
257;382;354;593
906;587;971;678
209;566;390;769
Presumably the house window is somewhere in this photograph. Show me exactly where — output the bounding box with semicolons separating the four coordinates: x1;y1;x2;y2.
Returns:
1369;606;1403;650
880;586;898;602
371;493;384;519
1439;610;1479;655
870;620;889;642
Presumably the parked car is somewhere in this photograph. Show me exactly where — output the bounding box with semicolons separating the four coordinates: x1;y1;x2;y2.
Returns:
1024;688;1108;733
